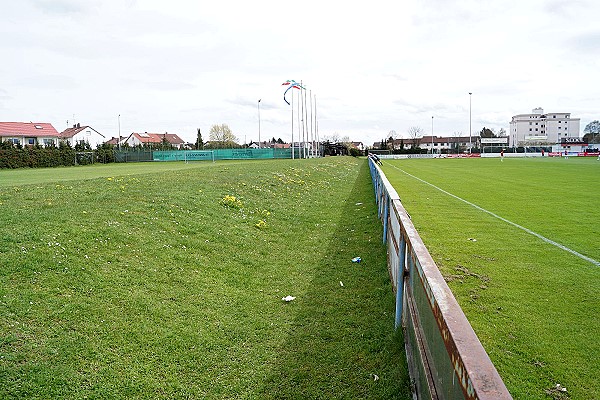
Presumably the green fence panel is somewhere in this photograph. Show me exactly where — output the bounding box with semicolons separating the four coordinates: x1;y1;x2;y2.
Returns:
115;151;154;162
153;149;301;161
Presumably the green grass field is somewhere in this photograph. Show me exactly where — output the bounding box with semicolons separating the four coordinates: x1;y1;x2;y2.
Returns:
0;158;411;399
382;156;599;400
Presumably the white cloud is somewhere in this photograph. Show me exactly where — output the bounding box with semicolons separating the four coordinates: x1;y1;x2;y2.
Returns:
1;0;599;145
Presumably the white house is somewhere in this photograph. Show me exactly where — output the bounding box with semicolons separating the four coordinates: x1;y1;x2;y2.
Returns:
351;141;365;151
509;108;580;147
59;124;106;149
0;122;60;147
124;132;186;149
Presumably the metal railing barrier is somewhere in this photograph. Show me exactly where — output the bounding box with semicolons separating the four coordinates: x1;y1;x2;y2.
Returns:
368;156;512;400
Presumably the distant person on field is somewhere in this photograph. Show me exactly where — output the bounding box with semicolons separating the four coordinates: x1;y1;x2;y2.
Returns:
500;149;504;161
541;149;544;157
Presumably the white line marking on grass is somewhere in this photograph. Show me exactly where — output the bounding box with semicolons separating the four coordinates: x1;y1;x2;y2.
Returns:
387;163;600;267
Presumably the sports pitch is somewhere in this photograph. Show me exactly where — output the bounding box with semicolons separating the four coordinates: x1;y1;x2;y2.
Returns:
382;156;599;399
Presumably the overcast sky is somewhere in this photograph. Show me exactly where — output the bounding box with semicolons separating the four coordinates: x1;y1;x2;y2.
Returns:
1;0;599;145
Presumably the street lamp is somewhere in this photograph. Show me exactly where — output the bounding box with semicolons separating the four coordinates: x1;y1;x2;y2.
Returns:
469;92;472;154
257;99;261;148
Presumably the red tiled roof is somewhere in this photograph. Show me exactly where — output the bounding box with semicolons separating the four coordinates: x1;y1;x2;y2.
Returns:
0;122;59;137
131;132;185;145
59;125;88;139
59;125;105;139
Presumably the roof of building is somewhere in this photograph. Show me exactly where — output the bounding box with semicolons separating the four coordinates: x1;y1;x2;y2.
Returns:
0;122;59;137
130;132;185;145
421;135;481;144
59;124;105;139
104;137;122;145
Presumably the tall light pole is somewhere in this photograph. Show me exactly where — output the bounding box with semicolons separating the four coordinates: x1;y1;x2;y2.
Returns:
118;114;121;150
257;99;261;148
431;116;434;155
469;92;472;154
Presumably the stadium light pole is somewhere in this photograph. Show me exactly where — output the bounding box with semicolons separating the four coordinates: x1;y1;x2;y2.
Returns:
257;99;261;148
431;116;434;155
469;92;472;154
118;114;121;150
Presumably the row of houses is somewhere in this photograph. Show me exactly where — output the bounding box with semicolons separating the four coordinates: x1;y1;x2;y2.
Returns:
0;122;371;153
0;122;186;149
372;108;591;153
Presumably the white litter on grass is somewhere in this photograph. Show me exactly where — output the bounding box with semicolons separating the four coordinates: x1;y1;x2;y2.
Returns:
339;281;344;287
281;295;296;302
355;202;363;206
468;238;477;242
555;384;567;392
371;374;379;381
351;257;362;263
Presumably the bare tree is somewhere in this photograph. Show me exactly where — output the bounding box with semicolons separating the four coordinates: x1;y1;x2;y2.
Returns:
340;135;352;149
209;124;238;147
452;131;463;153
407;126;423;148
388;130;398;149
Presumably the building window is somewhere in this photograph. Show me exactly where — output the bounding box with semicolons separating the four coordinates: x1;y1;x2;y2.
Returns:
529;122;532;125
553;115;556;118
43;139;55;147
26;137;36;145
9;138;19;145
535;128;539;131
559;127;562;129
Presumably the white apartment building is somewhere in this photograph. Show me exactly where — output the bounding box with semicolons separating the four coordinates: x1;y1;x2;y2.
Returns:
509;107;580;147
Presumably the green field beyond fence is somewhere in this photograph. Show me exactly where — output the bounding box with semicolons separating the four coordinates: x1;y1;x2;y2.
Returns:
0;158;410;399
382;157;600;399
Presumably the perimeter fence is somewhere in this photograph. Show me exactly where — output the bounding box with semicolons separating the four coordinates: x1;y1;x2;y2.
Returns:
152;148;303;161
368;156;512;400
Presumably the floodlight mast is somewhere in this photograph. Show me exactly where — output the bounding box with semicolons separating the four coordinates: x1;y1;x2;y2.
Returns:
431;116;434;155
118;114;121;150
469;92;472;154
258;99;261;148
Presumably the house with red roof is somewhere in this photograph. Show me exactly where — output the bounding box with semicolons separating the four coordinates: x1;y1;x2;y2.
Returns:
124;132;185;149
350;141;365;151
59;123;106;149
0;122;60;147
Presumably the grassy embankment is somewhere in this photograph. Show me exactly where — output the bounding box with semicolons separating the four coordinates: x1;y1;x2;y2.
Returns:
1;158;411;399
